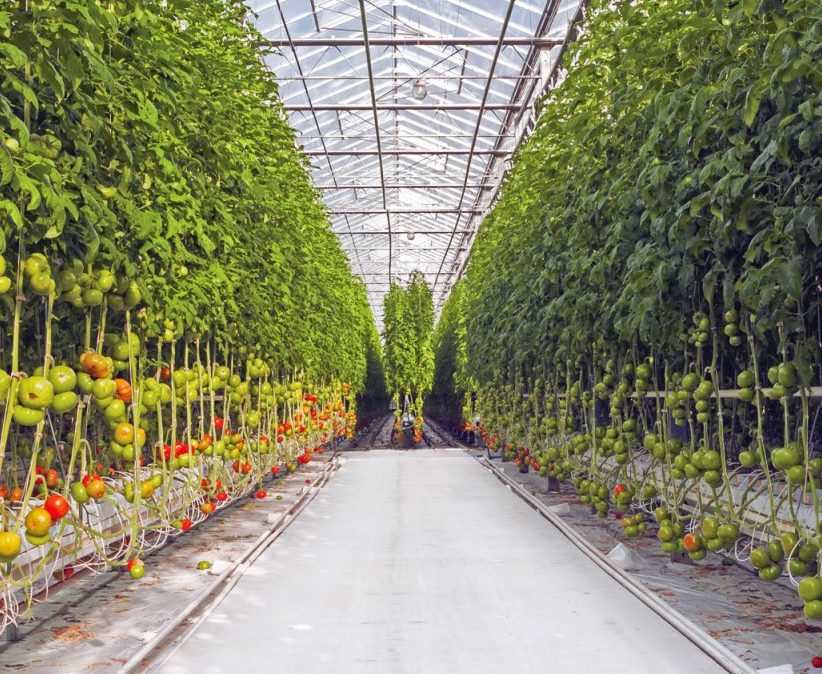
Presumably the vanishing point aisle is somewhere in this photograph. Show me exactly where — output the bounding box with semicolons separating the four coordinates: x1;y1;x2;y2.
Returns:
158;450;727;674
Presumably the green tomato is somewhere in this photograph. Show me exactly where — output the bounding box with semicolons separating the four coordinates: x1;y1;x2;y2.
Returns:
13;405;44;426
141;388;159;407
107;295;125;311
777;362;798;387
82;287;104;306
736;369;755;388
92;395;114;411
804;600;822;620
104;398;127;421
92;377;117;400
18;376;54;410
48;365;77;393
58;269;77;291
52;391;78;414
24;253;48;277
71;481;89;504
0;276;12;294
94;269;115;293
77;372;94;394
124;282;142;309
29;271;54;296
110;341;131;361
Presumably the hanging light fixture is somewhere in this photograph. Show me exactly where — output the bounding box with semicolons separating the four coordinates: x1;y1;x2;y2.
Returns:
411;79;427;101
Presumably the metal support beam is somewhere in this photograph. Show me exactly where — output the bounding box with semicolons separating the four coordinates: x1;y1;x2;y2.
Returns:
332;208;481;215
358;0;391;278
286;103;521;112
335;230;474;235
263;37;562;48
317;184;493;189
278;75;541;82
308;149;509;157
433;0;519;293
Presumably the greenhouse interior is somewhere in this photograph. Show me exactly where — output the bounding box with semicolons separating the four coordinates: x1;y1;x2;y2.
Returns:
0;0;820;672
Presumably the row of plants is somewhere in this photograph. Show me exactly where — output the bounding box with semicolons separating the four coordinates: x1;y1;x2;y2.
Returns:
0;0;381;633
382;271;435;416
430;0;822;619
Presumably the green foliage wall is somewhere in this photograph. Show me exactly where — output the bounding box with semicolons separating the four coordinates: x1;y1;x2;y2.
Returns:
0;0;377;388
382;271;435;409
437;0;821;391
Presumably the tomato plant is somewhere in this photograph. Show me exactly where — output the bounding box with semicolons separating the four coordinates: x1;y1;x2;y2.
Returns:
428;0;822;621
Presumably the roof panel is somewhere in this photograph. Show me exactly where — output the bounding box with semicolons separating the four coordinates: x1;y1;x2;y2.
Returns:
246;0;584;329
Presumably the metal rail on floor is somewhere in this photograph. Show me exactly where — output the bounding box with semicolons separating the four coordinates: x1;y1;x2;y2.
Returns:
120;454;342;673
477;455;757;674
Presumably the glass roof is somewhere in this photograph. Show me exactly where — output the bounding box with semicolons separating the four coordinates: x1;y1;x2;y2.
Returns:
245;0;583;329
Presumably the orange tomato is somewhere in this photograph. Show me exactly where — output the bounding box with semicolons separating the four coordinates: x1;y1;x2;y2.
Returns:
85;478;107;500
114;378;132;401
80;352;110;379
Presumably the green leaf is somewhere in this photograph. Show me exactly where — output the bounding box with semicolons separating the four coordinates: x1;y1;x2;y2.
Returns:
742;83;762;127
777;257;802;300
0;199;23;229
0;144;13;186
0;41;27;68
14;173;41;211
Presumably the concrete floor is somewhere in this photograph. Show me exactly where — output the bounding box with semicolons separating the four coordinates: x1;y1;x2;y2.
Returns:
160;451;727;674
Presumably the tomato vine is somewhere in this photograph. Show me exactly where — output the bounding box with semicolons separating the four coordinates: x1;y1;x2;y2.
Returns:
431;0;822;619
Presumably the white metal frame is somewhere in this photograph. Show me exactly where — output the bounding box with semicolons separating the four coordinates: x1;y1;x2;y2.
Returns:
246;0;585;327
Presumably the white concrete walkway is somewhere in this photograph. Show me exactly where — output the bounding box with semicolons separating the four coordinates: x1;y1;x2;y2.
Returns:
160;451;727;674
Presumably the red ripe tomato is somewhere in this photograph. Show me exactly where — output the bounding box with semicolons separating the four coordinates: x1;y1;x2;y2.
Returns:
126;558;142;572
159;366;171;383
214;480;222;490
277;435;284;444
614;484;626;497
200;478;210;490
232;460;241;473
181;518;192;532
255;489;267;499
682;533;703;552
44;493;70;520
214;417;224;431
811;656;822;668
216;491;228;502
241;463;252;475
271;466;280;475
